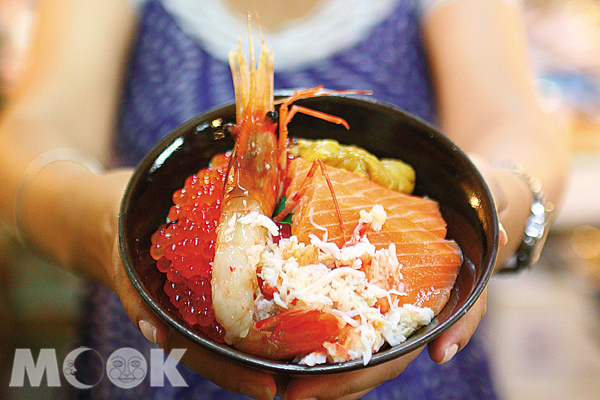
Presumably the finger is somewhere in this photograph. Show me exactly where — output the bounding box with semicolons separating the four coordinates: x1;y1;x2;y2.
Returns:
339;388;375;400
499;222;508;246
283;347;423;400
427;288;488;364
164;330;277;400
110;240;169;346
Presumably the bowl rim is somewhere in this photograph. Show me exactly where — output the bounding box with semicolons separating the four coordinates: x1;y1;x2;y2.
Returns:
119;94;498;375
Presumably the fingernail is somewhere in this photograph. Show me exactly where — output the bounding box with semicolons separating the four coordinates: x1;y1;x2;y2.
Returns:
440;344;459;364
139;320;158;345
239;382;274;400
499;223;508;246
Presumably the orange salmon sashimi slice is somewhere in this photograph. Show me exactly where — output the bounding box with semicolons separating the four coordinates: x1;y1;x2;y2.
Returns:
285;157;463;314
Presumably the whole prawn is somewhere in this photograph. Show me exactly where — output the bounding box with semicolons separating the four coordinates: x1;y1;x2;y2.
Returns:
211;23;353;357
210;35;279;343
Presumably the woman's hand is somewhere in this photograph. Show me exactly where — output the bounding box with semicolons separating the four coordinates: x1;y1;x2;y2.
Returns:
427;288;488;364
469;153;528;269
419;154;522;382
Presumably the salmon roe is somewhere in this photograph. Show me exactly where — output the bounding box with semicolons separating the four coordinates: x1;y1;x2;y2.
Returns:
150;153;230;343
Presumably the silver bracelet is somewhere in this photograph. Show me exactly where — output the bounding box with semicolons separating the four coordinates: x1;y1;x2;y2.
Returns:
495;161;554;273
13;148;104;247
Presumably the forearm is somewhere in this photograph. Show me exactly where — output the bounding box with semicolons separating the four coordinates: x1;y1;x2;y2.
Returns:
0;115;130;285
0;0;137;283
15;157;132;286
422;0;570;268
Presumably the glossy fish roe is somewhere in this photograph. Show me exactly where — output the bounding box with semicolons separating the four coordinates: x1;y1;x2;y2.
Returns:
150;153;230;343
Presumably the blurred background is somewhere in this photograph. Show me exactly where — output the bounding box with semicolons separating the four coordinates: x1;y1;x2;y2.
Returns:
1;0;600;399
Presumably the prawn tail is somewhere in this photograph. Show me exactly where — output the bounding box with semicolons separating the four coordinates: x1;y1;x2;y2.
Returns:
228;18;274;125
233;308;345;360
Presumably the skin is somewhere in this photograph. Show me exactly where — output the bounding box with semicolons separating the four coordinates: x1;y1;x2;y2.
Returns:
225;0;322;31
0;0;569;399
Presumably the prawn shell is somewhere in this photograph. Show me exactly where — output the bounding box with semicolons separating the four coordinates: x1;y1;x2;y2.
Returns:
120;94;498;374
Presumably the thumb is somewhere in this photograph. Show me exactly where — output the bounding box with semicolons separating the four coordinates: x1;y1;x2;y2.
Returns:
427;288;488;364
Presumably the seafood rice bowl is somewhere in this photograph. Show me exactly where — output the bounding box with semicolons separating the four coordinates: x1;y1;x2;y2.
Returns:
119;93;498;374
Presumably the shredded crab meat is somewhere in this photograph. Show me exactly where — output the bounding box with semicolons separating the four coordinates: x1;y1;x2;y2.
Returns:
250;205;433;365
348;204;387;245
237;211;280;236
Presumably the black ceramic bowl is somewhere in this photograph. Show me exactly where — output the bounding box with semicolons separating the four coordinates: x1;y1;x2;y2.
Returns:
119;94;498;375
